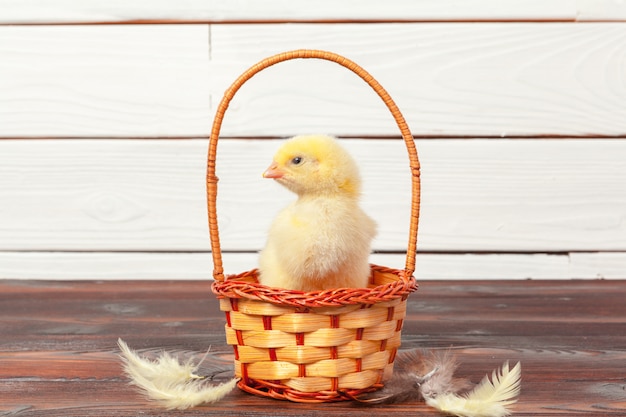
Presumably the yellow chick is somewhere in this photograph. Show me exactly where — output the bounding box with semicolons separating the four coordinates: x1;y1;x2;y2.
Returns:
258;135;376;291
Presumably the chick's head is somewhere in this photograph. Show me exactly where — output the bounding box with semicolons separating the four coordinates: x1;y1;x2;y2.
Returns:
263;135;361;197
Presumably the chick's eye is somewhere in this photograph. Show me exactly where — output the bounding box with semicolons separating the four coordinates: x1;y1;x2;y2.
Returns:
291;156;303;165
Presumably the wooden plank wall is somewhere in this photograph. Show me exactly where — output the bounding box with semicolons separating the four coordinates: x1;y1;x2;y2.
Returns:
1;0;625;280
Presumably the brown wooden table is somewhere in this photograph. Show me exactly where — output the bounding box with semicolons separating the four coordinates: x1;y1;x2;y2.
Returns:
1;279;625;416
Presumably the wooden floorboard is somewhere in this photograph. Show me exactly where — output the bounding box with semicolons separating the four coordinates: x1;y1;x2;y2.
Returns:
1;279;625;416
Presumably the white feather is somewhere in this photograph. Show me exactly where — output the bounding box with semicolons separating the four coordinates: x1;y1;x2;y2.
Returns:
424;361;521;417
118;338;238;409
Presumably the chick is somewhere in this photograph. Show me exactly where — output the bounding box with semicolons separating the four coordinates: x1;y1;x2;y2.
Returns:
258;135;376;291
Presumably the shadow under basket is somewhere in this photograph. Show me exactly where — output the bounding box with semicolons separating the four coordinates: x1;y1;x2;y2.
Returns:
207;50;422;402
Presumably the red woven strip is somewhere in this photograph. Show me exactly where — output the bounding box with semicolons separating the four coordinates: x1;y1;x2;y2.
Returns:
355;358;362;372
224;311;232;327
386;306;395;321
330;314;340;328
331;377;339;392
241;362;250;384
269;348;278;362
395;319;404;332
330;346;338;360
355;328;364;341
298;364;306;377
388;348;397;364
233;345;240;361
263;315;273;330
230;298;239;312
236;329;244;346
296;333;305;345
379;339;387;352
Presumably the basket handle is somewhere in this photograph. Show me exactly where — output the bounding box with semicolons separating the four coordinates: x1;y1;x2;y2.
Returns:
207;49;421;283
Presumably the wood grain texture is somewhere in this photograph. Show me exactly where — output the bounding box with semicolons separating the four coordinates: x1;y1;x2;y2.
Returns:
1;139;624;253
578;0;626;21
1;251;625;280
0;25;211;137
0;0;579;24
1;5;625;286
2;23;626;137
2;0;624;24
209;23;626;137
0;279;624;416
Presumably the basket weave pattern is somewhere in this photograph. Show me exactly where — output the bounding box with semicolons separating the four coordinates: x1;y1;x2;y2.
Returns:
207;50;421;402
212;266;415;402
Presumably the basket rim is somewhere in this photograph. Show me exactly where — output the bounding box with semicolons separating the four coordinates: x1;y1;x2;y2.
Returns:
236;379;383;403
211;264;417;308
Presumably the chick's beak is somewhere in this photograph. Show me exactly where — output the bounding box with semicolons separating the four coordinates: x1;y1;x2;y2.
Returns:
263;161;284;179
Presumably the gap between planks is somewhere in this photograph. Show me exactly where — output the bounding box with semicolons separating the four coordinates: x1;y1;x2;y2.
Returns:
2;19;587;26
1;251;624;280
3;135;626;140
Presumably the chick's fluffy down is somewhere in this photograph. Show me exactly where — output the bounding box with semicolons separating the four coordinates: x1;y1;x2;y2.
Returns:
258;135;376;292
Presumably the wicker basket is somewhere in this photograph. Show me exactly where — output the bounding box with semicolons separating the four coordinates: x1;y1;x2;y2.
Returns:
207;50;421;402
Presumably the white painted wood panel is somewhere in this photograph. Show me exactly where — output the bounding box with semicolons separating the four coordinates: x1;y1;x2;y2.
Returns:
1;251;624;280
2;24;625;138
577;0;626;21
1;139;624;252
568;252;626;279
1;9;625;282
0;0;579;24
3;0;624;24
0;25;211;137
209;23;626;137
